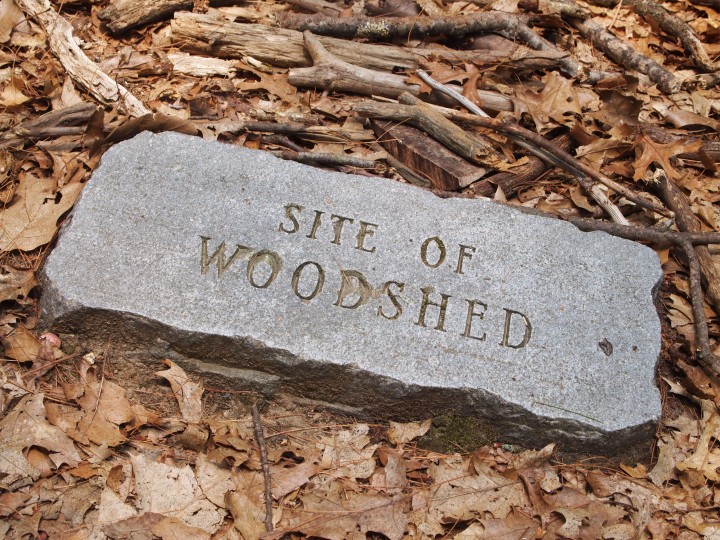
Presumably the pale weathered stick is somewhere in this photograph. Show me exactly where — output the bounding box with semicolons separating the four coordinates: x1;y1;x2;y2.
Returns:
416;70;490;118
15;0;149;117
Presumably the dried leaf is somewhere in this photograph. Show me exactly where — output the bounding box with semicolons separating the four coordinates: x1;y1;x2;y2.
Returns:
2;324;40;361
74;370;136;446
152;517;211;540
226;490;265;540
0;0;24;43
131;453;226;531
387;418;431;445
0;78;29;107
0;393;81;487
156;359;204;423
0;175;83;252
633;135;703;181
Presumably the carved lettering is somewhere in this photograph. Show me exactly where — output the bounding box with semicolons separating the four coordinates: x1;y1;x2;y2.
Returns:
416;286;451;331
355;221;378;253
278;203;304;234
246;250;282;289
456;244;476;275
291;260;325;301
331;214;354;245
420;237;446;268
307;210;324;240
377;280;405;320
500;308;532;348
200;236;250;276
462;299;487;341
334;270;372;309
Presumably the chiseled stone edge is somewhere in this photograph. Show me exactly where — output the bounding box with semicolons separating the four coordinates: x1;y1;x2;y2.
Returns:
40;282;658;455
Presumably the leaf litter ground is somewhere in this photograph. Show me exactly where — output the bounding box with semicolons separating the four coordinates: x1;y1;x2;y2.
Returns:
1;0;720;537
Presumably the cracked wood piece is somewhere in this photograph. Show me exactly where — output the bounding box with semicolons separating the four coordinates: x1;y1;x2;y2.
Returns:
98;0;193;34
170;11;418;71
371;119;487;190
289;31;419;99
15;0;149;117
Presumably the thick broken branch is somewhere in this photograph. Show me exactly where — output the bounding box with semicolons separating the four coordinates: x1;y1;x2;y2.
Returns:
15;0;149;116
170;11;417;71
361;98;502;167
289;32;419;98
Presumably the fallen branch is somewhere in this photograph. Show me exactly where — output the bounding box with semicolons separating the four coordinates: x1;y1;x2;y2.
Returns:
356;94;671;217
15;0;149;117
252;404;273;533
417;70;627;223
289;31;420;98
361;97;502;168
568;17;681;94
276;150;380;170
276;11;605;81
170;11;417;71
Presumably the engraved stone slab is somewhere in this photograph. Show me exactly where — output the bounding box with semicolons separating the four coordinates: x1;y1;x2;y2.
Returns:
41;132;662;453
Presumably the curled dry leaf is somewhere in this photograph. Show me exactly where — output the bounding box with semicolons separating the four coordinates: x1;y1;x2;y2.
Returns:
387;418;431;445
156;359;204;423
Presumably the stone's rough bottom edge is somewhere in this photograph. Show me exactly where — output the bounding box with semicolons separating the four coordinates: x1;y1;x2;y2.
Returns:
42;305;659;457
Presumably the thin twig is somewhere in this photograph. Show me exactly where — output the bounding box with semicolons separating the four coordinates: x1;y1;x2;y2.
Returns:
252;404;274;533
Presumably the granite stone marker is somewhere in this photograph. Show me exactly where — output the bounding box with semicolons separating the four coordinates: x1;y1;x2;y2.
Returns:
41;132;662;453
